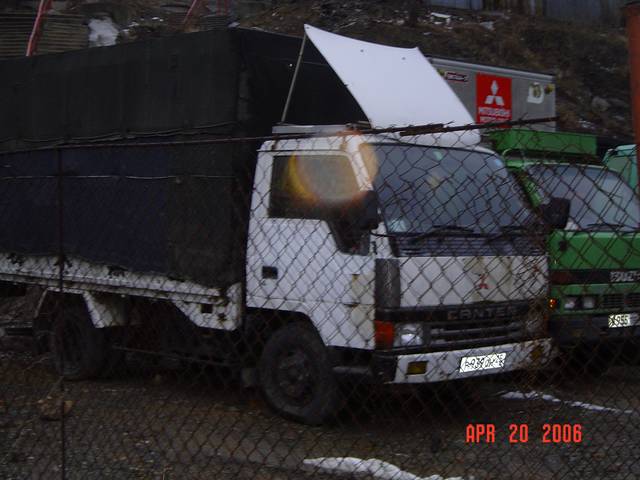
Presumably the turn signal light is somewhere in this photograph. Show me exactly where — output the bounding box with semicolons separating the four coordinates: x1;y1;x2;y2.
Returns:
548;298;558;310
374;320;394;350
407;361;427;375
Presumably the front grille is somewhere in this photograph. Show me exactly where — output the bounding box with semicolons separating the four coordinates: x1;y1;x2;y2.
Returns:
601;293;640;310
602;294;624;309
427;316;528;350
626;293;640;308
378;301;535;352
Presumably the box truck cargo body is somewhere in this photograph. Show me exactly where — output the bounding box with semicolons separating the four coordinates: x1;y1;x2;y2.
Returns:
0;26;557;423
430;57;556;131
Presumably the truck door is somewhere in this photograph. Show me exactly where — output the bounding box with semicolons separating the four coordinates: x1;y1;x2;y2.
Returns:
246;149;375;349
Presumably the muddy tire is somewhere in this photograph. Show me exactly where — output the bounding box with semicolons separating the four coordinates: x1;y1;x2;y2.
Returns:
259;322;341;425
49;304;107;380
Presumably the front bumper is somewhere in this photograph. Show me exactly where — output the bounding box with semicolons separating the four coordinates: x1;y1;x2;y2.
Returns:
549;314;640;344
372;339;556;384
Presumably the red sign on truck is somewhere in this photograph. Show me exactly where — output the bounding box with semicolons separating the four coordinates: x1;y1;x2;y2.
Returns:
476;74;512;124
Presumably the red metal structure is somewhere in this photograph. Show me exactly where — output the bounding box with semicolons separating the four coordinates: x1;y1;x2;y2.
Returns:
183;0;206;27
26;0;54;56
216;0;230;16
626;0;640;193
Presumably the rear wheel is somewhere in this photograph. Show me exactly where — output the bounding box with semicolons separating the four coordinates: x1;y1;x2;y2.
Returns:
49;304;107;380
259;322;341;425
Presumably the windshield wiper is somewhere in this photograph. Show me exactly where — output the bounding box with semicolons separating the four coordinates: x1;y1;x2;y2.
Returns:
486;225;530;243
405;224;476;242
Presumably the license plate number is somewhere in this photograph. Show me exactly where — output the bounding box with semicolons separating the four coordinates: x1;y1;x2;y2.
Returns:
459;353;507;373
608;313;638;328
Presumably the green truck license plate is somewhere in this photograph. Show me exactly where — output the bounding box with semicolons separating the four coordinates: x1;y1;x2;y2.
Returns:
608;313;639;328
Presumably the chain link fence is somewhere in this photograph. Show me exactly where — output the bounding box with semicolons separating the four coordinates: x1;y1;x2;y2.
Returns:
0;122;639;479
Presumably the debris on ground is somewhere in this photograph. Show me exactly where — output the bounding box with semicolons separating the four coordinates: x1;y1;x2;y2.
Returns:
88;17;119;47
37;396;74;421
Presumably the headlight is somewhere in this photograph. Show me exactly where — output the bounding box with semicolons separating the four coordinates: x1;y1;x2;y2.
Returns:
394;323;424;347
564;297;578;310
582;296;596;309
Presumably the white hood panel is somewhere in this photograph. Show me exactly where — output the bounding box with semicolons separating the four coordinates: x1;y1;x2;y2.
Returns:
304;25;480;147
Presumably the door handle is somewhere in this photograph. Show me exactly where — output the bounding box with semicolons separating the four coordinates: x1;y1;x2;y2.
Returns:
262;266;278;279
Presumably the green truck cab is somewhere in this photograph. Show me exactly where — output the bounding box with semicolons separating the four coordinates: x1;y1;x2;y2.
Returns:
491;129;640;345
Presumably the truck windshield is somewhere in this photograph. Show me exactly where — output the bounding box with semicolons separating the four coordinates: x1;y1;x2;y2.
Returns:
364;144;531;235
525;164;640;231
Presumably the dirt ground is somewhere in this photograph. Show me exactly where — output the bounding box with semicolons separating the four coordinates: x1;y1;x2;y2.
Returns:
1;338;639;480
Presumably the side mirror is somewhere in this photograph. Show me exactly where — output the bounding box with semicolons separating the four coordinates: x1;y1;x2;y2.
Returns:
539;197;570;229
355;190;381;230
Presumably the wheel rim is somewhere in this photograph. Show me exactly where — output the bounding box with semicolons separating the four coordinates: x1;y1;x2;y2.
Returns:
274;346;317;407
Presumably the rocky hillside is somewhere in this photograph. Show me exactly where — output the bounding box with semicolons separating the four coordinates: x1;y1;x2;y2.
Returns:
3;0;632;140
239;1;632;141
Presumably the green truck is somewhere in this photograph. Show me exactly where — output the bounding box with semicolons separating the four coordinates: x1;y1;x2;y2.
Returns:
491;129;640;355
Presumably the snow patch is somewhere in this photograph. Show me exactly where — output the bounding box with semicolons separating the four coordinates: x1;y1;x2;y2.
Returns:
500;391;635;415
430;12;452;26
303;457;465;480
479;21;495;31
88;18;119;47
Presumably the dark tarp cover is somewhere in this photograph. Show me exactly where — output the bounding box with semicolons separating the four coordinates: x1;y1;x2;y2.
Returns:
0;143;254;288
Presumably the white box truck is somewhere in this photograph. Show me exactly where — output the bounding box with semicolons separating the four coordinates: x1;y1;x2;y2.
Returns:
0;26;559;424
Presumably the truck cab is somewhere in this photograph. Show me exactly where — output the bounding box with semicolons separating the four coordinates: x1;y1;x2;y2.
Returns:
245;126;554;422
492;129;640;354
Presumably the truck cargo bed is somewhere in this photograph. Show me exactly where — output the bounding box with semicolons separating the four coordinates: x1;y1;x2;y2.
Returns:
0;143;254;288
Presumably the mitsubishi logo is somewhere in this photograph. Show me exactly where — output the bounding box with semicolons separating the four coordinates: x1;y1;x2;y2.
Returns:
484;80;505;106
476;273;489;290
476;74;511;123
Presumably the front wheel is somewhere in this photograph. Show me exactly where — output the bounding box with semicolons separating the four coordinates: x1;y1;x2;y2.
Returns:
49;304;107;380
259;322;341;425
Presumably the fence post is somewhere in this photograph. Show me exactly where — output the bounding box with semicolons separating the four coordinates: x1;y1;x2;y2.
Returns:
56;147;66;480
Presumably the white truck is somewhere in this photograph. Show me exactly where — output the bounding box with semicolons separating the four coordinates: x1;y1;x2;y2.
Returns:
0;26;559;424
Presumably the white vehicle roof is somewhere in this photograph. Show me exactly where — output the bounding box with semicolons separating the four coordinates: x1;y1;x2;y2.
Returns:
262;132;496;156
304;25;480;148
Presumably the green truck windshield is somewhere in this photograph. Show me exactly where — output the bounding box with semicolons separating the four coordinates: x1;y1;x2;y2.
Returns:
526;164;640;231
368;144;531;234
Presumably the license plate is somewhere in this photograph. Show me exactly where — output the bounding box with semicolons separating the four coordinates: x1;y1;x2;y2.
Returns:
608;313;638;328
459;353;507;373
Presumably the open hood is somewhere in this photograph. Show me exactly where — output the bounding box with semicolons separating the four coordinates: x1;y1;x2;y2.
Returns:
304;25;480;147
